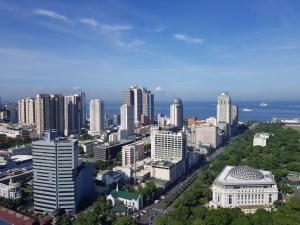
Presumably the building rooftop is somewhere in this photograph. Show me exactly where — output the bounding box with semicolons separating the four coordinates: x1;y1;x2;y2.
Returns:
152;160;175;168
110;190;139;201
214;166;276;186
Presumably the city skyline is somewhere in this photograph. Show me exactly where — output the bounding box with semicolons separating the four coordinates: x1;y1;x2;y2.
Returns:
1;0;300;101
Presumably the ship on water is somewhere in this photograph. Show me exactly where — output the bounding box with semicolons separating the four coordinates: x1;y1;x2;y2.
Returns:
260;102;268;107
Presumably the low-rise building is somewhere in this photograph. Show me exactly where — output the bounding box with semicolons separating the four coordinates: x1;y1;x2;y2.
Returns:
209;166;278;213
253;133;270;147
150;159;185;183
8;145;32;156
0;179;21;199
107;187;143;211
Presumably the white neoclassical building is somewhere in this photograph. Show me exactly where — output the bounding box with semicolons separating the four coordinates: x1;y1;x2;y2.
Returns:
209;166;278;213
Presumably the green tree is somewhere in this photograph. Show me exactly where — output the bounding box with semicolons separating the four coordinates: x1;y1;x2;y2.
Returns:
113;215;137;225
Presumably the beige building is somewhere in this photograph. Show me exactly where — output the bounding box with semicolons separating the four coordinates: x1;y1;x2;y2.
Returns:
89;99;105;136
17;98;26;124
25;97;35;125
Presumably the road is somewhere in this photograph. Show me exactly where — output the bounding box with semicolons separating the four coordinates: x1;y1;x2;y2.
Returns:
136;135;241;225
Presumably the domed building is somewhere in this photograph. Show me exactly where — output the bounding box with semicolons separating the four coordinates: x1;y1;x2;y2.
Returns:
209;166;278;213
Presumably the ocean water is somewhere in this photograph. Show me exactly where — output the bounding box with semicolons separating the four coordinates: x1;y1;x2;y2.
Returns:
104;101;300;122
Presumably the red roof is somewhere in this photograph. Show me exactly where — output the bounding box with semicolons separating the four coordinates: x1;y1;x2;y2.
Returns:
0;206;37;225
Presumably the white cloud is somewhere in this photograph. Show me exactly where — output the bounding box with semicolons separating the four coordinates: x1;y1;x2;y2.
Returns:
33;9;70;23
155;86;162;92
79;18;99;27
115;39;145;48
101;24;133;31
173;33;203;44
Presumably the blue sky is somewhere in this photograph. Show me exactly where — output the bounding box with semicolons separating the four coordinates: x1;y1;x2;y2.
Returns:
1;0;300;102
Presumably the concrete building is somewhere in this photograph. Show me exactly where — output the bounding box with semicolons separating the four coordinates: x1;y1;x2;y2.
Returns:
89;99;105;136
8;145;32;156
32;130;93;213
209;166;278;213
50;94;64;136
231;104;239;135
113;114;120;127
25;97;35;125
217;92;232;136
17;99;26;124
79;92;86;128
253;133;270;147
123;86;154;124
170;98;183;127
64;95;81;136
35;94;51;137
119;104;134;140
187;124;223;148
150;159;185;183
150;128;186;162
122;142;145;167
0;179;21;200
157;114;170;126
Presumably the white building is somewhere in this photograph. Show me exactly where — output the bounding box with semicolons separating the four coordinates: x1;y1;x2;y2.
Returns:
0;179;21;200
209;166;278;213
150;159;185;183
89;99;105;136
109;132;119;143
157;114;170;126
150;128;186;162
107;186;143;211
170;98;183;127
122;142;145;167
217;92;232;136
253;133;270;147
119;104;134;140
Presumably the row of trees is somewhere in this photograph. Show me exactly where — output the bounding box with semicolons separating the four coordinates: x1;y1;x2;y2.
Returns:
0;134;31;149
156;123;300;225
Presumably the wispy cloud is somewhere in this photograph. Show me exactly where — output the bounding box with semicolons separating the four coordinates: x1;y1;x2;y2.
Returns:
33;9;70;23
155;86;162;92
147;26;166;32
101;24;133;31
173;33;203;44
79;18;99;27
115;39;145;49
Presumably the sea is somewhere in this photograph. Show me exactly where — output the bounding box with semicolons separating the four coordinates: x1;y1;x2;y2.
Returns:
104;101;300;122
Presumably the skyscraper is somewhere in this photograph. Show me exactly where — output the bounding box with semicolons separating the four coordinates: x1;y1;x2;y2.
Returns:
36;94;51;137
89;99;105;136
170;98;184;127
217;92;232;135
25;97;36;125
123;86;154;124
64;95;81;136
119;104;134;139
79;92;86;128
50;94;64;136
32;130;78;213
17;98;26;124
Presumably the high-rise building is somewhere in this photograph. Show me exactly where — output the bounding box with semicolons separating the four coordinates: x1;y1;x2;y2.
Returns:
119;104;134;140
122;142;145;167
36;94;51;137
113;114;120;126
79;92;86;128
170;98;184;127
89;99;105;136
150;128;186;162
32;130;78;213
25;97;36;125
17;99;26;124
142;88;154;122
123;86;154;124
50;94;64;136
217;92;232;135
231;104;239;134
64;95;81;136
